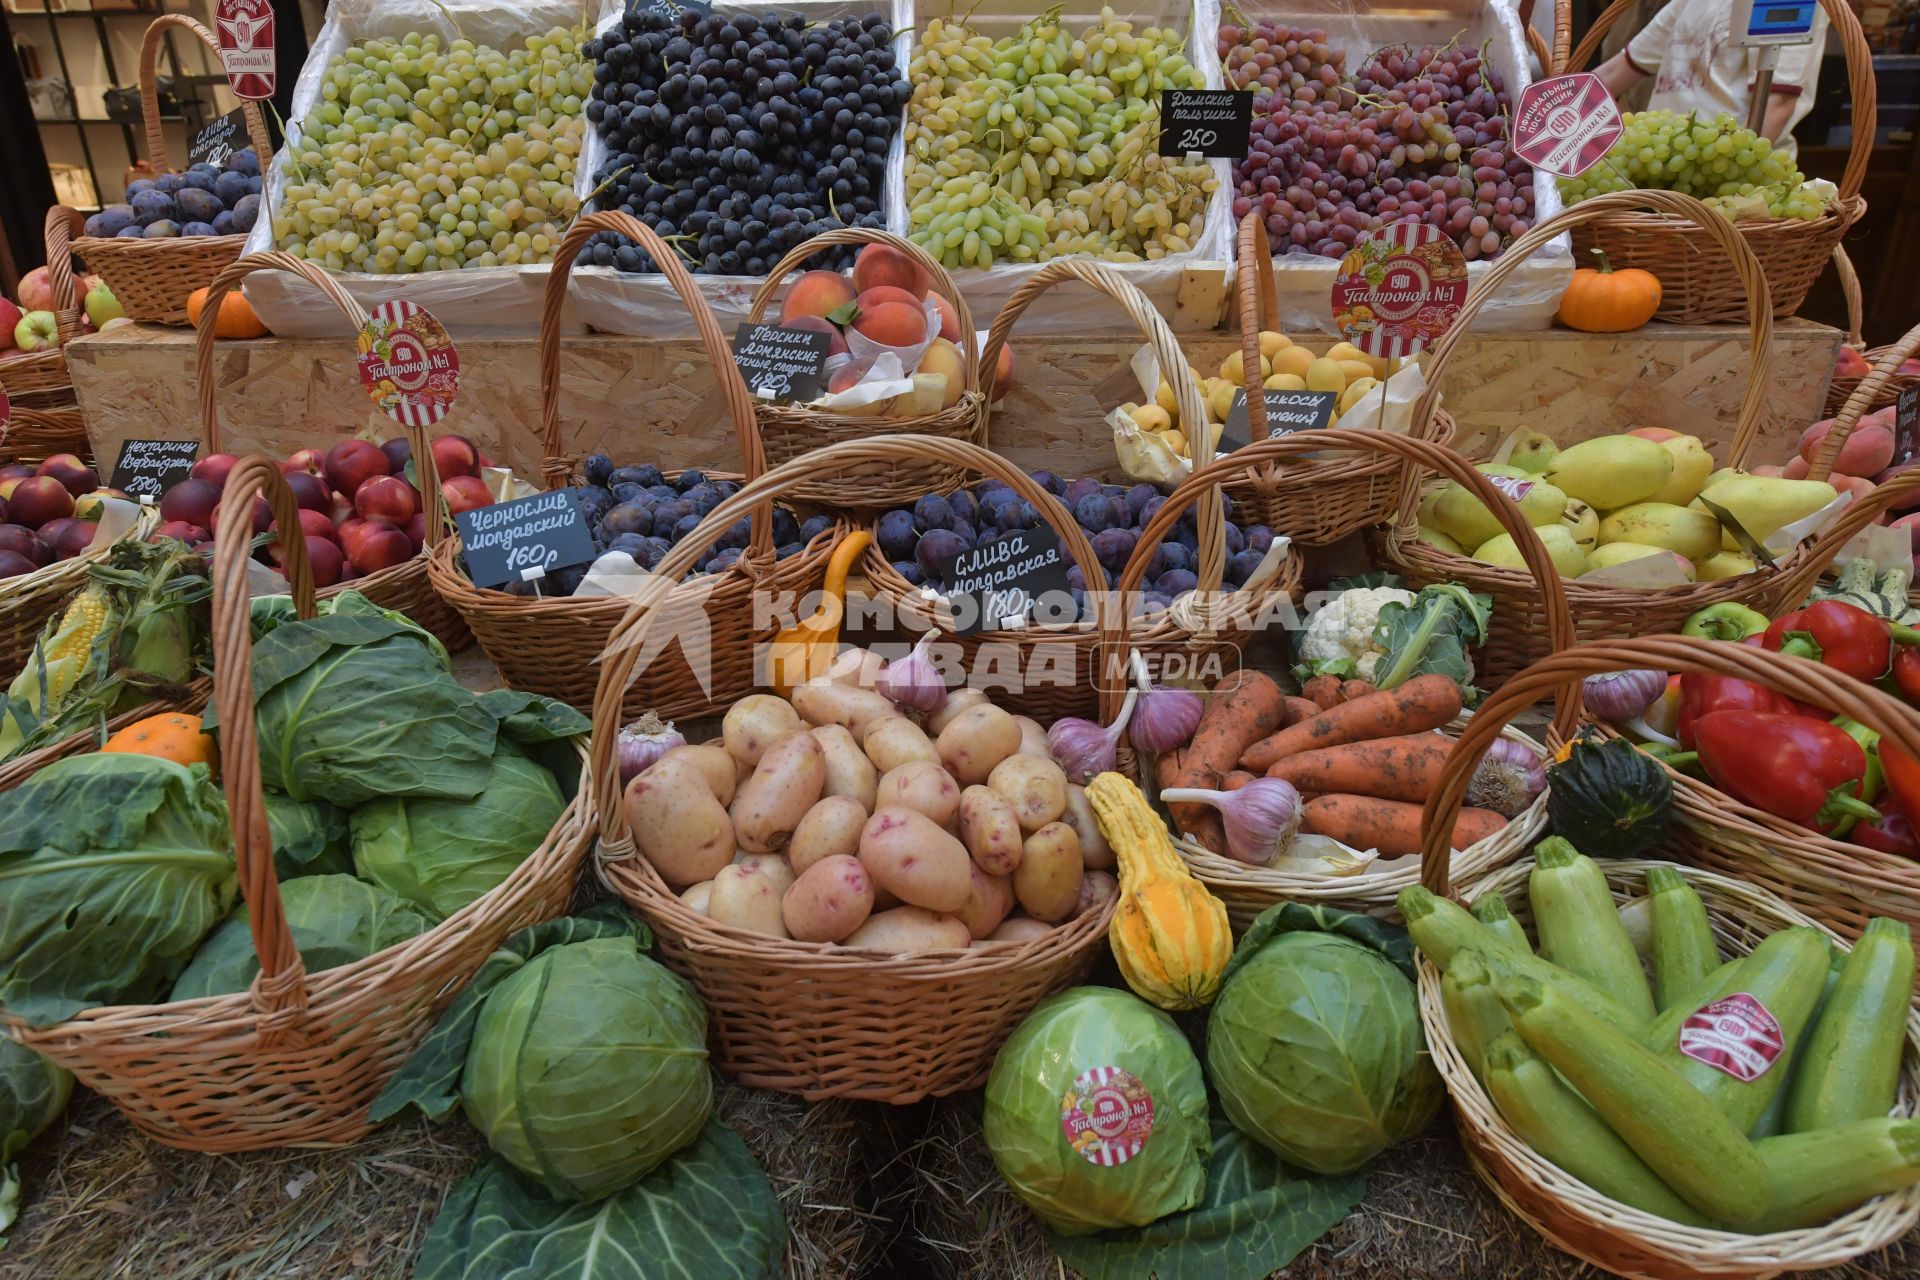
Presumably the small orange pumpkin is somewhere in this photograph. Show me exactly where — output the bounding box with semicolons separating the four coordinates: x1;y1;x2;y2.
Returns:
102;712;217;772
1556;249;1662;333
186;286;270;339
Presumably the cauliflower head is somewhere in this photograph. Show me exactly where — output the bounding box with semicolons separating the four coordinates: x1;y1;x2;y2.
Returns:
1295;586;1415;682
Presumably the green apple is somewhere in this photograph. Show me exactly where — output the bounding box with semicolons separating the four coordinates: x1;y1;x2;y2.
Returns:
84;282;124;329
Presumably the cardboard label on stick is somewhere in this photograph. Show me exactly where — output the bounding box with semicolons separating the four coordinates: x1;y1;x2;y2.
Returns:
1511;73;1624;179
732;324;832;402
188;108;251;169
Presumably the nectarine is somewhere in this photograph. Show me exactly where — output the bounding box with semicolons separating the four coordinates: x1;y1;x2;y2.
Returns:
930;292;962;343
779;313;851;358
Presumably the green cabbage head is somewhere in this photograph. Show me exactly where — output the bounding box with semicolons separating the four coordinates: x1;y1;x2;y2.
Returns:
170;875;431;1001
984;986;1210;1236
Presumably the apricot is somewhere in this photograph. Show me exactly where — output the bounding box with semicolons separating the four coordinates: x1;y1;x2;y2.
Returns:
852;301;930;348
988;343;1016;401
851;244;926;299
916;338;967;408
779;270;856;324
931;292;962;343
855;285;923;314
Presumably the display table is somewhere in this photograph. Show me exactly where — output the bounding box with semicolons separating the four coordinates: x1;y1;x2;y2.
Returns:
66;319;1844;488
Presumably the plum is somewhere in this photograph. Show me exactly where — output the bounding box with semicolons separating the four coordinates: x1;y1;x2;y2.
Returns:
772;508;800;544
231;193;261;233
1245;524;1274;555
125;178;156;199
626;536;669;569
608;465;652;488
1065;564;1086;592
1092;527;1136;577
1155;569;1199;598
85;205;135;237
1141;591;1172;615
609;532;650;557
799;514;834;543
1125;483;1161;524
181;220;219;238
1000;501;1039;531
1063;476;1103;507
676;469;709;492
683;482;722;516
584;453;614;486
715;517;754;552
211;211;237;236
642;484;678;503
651;498;693;531
1029;470;1066;495
948;490;976;525
1224;523;1245;555
876;510;917;562
913;494;954;533
611;483;647;507
551;565;587;595
950;519;975;545
892;559;925;587
1226;549;1265;587
132;190;176;225
227;149;261;177
379;437;413;473
1161;542;1195;574
710;547;746;572
1073;494;1119;534
177;188;222;224
775;542;802;560
116;225;146;239
672;513;703;542
153;173;186;196
601;503;654;537
143;221;182;239
1139;494;1167;529
214;170;252;208
916;528;967;581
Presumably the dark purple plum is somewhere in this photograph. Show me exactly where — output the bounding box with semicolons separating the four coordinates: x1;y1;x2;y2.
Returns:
376;437;410;472
799;514;835;543
912;494;954;533
1065;564;1086;592
715;480;741;499
775;542;802;559
609;532;650;557
1092;527;1137;577
600;503;654;537
948;490;976;525
643;484;678;503
683;482;722;515
1124;483;1160;524
1063;476;1103;507
611;482;646;505
1224;523;1245;555
673;513;704;542
1226;549;1265;587
1245;524;1275;555
916;528;968;581
951;519;976;545
710;547;745;571
1155;568;1199;597
552;565;587;595
876;510;917;562
676;469;709;492
1140;494;1168;529
610;464;663;488
1073;494;1120;534
1028;470;1066;495
652;498;694;531
631;536;671;569
584;453;614;486
715;517;754;551
772;509;800;544
892;559;925;586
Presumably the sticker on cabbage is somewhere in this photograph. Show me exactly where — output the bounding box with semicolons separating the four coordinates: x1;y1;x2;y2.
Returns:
1679;992;1785;1081
1061;1065;1155;1166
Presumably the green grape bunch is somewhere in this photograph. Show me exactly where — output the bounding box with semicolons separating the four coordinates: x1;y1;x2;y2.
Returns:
273;25;594;274
1558;109;1833;222
905;7;1220;270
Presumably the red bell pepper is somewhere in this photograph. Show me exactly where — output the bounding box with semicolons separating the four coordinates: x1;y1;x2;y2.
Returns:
1770;600;1895;683
1894;647;1920;706
1882;739;1920;831
1849;796;1920;858
1676;672;1796;749
1692;710;1882;834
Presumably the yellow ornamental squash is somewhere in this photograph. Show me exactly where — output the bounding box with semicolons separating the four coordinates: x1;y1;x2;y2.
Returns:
764;529;870;697
1555;249;1661;333
1086;772;1231;1010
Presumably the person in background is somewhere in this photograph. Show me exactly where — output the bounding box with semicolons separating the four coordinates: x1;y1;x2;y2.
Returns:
1591;0;1828;153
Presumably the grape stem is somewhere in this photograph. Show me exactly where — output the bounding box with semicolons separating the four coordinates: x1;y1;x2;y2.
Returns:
423;0;466;44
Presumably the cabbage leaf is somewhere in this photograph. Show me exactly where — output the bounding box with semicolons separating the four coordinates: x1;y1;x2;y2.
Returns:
0;1038;71;1239
169;874;431;1001
264;791;352;879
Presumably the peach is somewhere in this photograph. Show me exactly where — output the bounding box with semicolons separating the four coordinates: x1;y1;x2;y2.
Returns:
1799;418;1894;478
931;292;962;343
1829;473;1878;513
778;270;856;324
988;343;1016;401
851;301;929;349
916;338;967;409
441;474;493;515
430;434;479;481
282;448;326;477
779;313;850;358
1834;346;1872;378
191;453;240;489
851;244;926;299
826;362;889;418
1783;454;1811;480
854;285;924;314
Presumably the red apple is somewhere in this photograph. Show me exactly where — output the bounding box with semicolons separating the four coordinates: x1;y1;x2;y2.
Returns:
325;440;390;498
429;434;479;481
0;299;20;352
297;509;338;543
16;267;53;314
283;471;330;512
35;454;98;498
337;516;368;549
355;474;418;523
39;517;96;559
190;453;240;489
10;477;74;529
441;474;493;515
379;437;412;474
282;448;326;477
0;526;50;566
0;551;37;579
404;513;427;552
251;495;273;534
159;478;220;529
151;519;212;547
353;523;414;572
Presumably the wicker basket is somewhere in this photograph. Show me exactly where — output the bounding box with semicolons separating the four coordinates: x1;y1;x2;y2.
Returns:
860;257;1304;723
744;228;988;507
2;405;93;470
1416;636;1920;1279
1559;0;1874;323
68;15;274;325
0;506;157;687
0;208;85;406
1224;212;1458;544
428;210;848;721
1155;430;1576;925
597;436;1119;1103
1378;189;1787;687
1;460;592;1152
193;253;470;651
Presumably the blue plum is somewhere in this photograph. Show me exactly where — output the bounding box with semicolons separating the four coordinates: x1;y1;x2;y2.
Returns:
584;453;614;486
913;494;954;533
876;509;917;562
600;503;654;537
916;528;967;581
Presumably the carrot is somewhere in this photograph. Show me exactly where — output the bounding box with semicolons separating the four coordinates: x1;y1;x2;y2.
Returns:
1266;733;1455;802
1339;678;1376;704
1302;674;1343;710
1159;745;1224;852
1224;770;1257;791
1164;671;1287;852
1301;795;1507;856
1239;674;1463;773
1283;697;1323;726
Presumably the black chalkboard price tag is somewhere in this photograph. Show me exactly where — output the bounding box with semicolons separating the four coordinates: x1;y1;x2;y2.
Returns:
188;107;251;169
638;0;710;17
456;489;599;589
731;323;833;403
1896;384;1920;468
1219;389;1338;454
111;439;199;501
1158;90;1253;159
935;524;1073;637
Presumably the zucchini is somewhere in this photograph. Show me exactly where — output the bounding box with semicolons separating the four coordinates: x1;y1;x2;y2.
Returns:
1643;957;1747;1051
1529;837;1656;1023
1750;1118;1920;1233
1401;886;1640;1031
1494;969;1770;1225
1648;926;1831;1133
1442;949;1514;1082
1646;866;1719;1012
1784;918;1915;1134
1471;893;1530;952
1482;1032;1713;1227
1756;946;1846;1138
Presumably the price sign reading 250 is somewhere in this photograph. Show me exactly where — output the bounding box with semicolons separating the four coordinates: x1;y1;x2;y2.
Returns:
1158;89;1254;160
1176;126;1218;152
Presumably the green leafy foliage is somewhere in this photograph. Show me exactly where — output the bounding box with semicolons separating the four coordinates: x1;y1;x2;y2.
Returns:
169;874;431;1001
416;1122;785;1280
264;791;352;879
1370;582;1493;696
0;1038;71;1239
0;755;236;1024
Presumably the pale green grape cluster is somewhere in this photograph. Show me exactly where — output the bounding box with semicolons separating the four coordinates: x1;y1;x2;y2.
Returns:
1558;109;1830;221
905;8;1219;268
273;25;593;273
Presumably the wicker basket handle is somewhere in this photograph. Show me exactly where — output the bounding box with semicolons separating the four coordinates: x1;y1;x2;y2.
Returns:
1566;0;1872;202
209;457;317;1040
193;252;448;548
138;15;274;173
1233;211;1289;448
1398;188;1773;531
980;258;1225;595
746;227;979;392
543;211;771;559
1834;246;1864;349
587;437;1119;850
43;206;86;343
1114;429;1580;741
1808;316;1920;481
1420;636;1920;895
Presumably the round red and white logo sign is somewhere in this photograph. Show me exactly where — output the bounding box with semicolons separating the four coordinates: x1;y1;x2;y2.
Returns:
1060;1066;1156;1167
357;300;460;427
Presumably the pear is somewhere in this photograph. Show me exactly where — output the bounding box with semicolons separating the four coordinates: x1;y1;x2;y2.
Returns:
1696;550;1759;581
1695;475;1839;548
1558;498;1599;551
1544;435;1675;510
1582;541;1695;579
1639;433;1715;505
1704;466;1742;491
1415;526;1465;556
1431;467;1568;548
1505;429;1560;474
1598;502;1723;562
1474;525;1589;579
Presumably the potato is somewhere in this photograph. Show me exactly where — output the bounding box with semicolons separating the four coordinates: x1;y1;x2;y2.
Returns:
1078;869;1119;916
653;743;738;806
858;807;972;912
845;906;970;954
1060;784;1114;871
707;864;790;938
955;862;1015;939
958;785;1025;876
936;704;1023;785
928;687;990;736
734;852;796;897
626;758;735;888
985;917;1054;944
826;646;888;689
863;717;940;774
875;760;962;828
788;795;868;874
812;724;878;811
723;694;803;767
731;731;825;853
681;880;714;915
793;681;898;739
1013;821;1084;923
781;854;874;943
988;754;1069;833
1013;715;1051;758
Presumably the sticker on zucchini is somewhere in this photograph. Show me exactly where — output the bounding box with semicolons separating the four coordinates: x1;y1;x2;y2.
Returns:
1061;1066;1155;1167
1678;992;1785;1081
